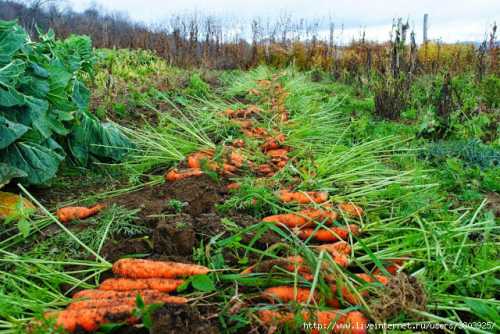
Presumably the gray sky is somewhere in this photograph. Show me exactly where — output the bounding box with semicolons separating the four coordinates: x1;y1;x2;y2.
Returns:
66;0;499;42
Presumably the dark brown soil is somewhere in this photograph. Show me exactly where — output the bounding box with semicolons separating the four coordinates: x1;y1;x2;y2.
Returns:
108;174;226;222
101;237;152;263
150;304;219;334
153;214;196;257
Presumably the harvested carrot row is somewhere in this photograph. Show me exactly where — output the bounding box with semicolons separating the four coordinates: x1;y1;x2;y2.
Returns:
279;190;328;204
338;203;364;218
298;224;360;241
165;168;203;182
99;278;183;292
56;204;105;224
68;295;187;310
112;258;209;279
258;309;368;334
46;305;138;332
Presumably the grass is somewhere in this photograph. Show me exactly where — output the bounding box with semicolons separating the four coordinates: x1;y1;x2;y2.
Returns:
0;60;498;333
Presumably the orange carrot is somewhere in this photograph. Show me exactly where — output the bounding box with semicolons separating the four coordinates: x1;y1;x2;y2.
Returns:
373;259;405;275
68;294;186;311
47;305;138;332
226;182;241;191
330;273;390;306
56;204;105;223
257;309;295;325
274;158;289;169
279;190;328;204
266;148;289;159
165;168;203;182
73;289;163;300
98;278;183;292
261;134;286;152
229;151;245;168
112;258;209;279
338;203;364;218
232;139;245;148
263;209;338;228
256;164;274;175
298;225;360;241
231;119;254;129
317;241;352;255
186;150;215;169
262;286;316;303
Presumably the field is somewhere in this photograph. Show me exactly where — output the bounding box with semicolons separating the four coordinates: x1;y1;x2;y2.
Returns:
0;19;499;334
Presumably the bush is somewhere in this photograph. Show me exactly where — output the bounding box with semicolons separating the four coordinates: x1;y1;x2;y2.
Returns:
0;21;131;186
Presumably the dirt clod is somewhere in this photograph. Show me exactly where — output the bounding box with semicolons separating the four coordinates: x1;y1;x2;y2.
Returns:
151;304;219;334
153;214;196;257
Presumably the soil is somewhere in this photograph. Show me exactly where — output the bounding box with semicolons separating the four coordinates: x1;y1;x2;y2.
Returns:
485;192;500;218
150;304;219;334
153;214;196;258
101;237;152;263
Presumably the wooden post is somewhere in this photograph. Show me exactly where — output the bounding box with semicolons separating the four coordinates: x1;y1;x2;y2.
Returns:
423;14;428;44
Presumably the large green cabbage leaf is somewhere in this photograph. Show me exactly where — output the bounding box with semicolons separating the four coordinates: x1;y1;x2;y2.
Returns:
0;21;132;187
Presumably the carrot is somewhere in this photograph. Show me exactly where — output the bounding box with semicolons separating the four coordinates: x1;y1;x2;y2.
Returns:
226;182;241;191
330;273;390;306
266;148;289;159
263;209;338;228
165;168;203;182
274;158;288;169
243;127;268;138
256;164;274;175
279;190;328;204
228;151;245;168
258;310;368;334
56;204;105;223
186;150;215;169
98;278;184;292
316;241;352;255
232;119;254;129
47;305;138;332
261;134;286;152
248;88;260;96
373;259;405;275
257;309;295;325
298;224;360;241
262;286;316;303
232;139;245;148
112;258;209;279
73;289;163;300
338;203;364;218
68;294;186;311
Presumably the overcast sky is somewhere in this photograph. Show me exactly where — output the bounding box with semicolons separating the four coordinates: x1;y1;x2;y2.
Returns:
65;0;498;43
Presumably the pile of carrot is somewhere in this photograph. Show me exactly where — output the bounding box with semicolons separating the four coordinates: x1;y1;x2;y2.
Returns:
45;259;209;332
